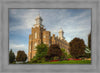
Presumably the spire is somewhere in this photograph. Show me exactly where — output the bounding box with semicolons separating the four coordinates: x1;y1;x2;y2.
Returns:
59;28;63;32
34;13;43;28
35;13;42;21
58;28;64;40
38;11;40;16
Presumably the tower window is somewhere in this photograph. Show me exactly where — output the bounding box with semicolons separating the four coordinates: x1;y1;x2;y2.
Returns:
44;41;46;44
43;35;46;38
35;32;37;39
34;43;37;50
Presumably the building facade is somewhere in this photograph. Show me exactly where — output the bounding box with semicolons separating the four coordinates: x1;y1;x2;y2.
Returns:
28;15;70;61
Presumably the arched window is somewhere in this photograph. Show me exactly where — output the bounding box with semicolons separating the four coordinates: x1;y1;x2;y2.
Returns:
43;35;46;38
35;32;37;39
44;41;46;44
34;43;37;50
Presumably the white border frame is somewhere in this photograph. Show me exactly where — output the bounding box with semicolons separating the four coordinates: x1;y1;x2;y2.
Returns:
0;0;100;73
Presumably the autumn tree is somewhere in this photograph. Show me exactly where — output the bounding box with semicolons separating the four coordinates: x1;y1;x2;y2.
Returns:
9;49;15;63
47;44;63;59
16;51;27;62
69;38;86;58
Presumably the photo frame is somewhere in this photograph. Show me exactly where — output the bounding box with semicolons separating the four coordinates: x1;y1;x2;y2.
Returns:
0;0;100;73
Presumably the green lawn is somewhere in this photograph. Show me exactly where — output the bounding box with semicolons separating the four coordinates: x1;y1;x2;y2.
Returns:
28;60;91;64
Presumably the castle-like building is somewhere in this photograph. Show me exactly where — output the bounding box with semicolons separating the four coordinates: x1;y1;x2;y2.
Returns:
28;14;70;61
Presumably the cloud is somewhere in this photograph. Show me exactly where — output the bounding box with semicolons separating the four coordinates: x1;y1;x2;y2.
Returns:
9;9;91;52
46;10;91;34
9;9;41;31
9;43;28;50
9;43;28;56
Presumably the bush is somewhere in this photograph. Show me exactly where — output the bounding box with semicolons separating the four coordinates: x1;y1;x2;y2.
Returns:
12;61;16;64
67;54;72;59
40;57;46;63
53;56;59;60
30;57;46;63
85;53;91;58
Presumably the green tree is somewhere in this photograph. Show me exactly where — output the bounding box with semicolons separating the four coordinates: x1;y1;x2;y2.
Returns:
69;38;86;58
61;48;72;59
16;51;27;62
9;49;15;63
61;48;67;59
47;44;63;59
30;44;48;63
35;43;48;59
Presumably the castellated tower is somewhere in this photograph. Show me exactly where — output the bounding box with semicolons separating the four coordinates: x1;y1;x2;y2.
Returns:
28;14;69;61
28;14;51;61
58;29;65;40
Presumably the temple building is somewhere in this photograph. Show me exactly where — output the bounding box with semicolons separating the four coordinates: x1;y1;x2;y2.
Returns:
28;14;70;61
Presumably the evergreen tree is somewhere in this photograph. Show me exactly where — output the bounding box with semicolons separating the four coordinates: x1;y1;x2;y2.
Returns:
9;49;15;63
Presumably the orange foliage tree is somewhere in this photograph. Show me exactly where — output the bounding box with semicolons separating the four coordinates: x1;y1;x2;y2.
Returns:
16;51;27;62
47;44;63;59
69;38;86;58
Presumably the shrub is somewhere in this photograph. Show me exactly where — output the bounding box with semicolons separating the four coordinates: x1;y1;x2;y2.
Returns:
30;57;46;63
67;54;72;59
53;56;59;60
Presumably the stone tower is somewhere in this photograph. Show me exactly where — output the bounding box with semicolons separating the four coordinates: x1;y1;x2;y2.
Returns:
28;15;69;61
28;14;51;61
58;28;64;40
34;14;44;28
28;14;43;61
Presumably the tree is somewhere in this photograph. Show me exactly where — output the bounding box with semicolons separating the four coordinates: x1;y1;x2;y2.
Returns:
69;38;86;58
16;51;27;62
84;46;91;58
30;44;48;63
35;43;48;59
9;49;15;63
47;44;63;59
88;33;91;49
61;48;67;59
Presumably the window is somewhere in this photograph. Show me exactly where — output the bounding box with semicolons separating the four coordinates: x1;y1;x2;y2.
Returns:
35;32;37;39
44;42;46;44
34;43;37;50
43;35;46;38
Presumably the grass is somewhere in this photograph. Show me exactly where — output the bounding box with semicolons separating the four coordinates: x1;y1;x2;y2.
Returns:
28;60;91;64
